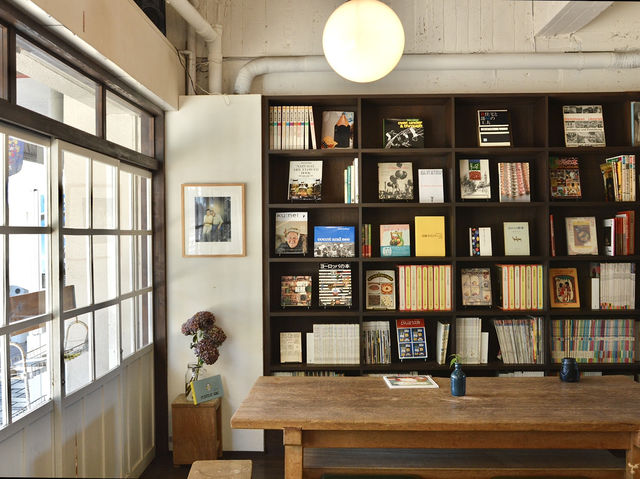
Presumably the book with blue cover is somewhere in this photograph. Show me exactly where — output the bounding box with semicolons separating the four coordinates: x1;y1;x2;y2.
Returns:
313;226;356;257
190;374;224;405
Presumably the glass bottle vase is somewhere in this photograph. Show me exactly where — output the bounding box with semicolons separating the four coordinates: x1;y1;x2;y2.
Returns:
185;362;206;397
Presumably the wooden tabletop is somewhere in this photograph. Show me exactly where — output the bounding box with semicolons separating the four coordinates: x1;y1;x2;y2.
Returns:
230;375;640;433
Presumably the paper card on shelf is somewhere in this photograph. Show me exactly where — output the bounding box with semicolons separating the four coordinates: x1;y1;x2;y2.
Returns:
191;375;224;405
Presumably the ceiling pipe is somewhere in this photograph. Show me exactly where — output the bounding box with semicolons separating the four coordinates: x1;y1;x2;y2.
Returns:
167;0;222;94
233;52;640;94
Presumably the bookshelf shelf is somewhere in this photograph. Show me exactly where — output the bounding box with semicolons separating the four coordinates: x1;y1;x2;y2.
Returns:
262;93;639;380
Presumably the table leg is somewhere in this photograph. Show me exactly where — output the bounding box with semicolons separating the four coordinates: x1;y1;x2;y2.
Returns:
284;427;302;479
627;432;640;479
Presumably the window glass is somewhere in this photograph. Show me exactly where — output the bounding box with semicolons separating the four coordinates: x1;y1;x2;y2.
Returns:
63;235;91;310
92;161;117;230
121;298;135;358
0;338;4;426
137;235;152;289
8;234;48;323
64;314;92;394
120;171;133;230
106;91;153;155
138;292;152;349
16;36;97;134
10;323;50;421
94;305;119;378
136;175;152;230
92;235;117;304
8;136;47;227
62;151;90;228
120;235;133;294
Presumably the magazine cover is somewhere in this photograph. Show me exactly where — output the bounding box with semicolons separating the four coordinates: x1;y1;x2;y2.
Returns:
274;211;308;255
365;270;396;310
477;109;511;146
318;263;352;307
379;224;411;257
396;318;428;360
378;162;414;200
288;160;322;200
313;226;356;257
280;275;312;307
498;162;530;202
549;267;580;308
565;216;598;255
321;111;354;148
562;105;606;147
459;159;491;199
549;157;582;199
461;268;492;306
383;375;438;388
383;118;424;148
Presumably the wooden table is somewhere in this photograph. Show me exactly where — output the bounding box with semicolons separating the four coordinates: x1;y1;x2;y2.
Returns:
230;375;640;479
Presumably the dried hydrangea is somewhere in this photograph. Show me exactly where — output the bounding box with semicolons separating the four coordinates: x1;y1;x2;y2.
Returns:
181;310;226;366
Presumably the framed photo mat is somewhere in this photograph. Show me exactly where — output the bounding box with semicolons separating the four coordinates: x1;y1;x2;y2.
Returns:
182;183;245;257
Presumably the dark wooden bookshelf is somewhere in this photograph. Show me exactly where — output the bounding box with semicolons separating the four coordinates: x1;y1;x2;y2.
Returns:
262;93;640;380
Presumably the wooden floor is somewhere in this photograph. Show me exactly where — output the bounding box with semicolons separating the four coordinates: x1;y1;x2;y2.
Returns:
140;451;284;479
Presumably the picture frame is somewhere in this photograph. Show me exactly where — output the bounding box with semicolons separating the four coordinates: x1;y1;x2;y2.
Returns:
181;183;245;257
549;267;580;308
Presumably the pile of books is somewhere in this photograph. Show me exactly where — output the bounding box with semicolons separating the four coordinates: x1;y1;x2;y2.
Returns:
551;319;636;363
591;262;636;310
308;324;360;365
493;317;544;364
398;264;452;311
600;155;636;202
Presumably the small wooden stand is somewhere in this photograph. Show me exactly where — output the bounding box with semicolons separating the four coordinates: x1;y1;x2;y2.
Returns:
172;394;222;465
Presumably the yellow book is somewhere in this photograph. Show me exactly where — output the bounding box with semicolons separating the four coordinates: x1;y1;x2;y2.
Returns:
427;265;434;310
416;265;422;311
439;264;446;310
415;216;446;257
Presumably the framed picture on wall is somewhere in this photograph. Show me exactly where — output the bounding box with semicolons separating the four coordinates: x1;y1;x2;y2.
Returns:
182;183;246;257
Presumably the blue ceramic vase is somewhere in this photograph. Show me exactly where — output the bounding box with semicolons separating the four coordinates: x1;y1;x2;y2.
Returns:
450;362;466;396
559;357;580;382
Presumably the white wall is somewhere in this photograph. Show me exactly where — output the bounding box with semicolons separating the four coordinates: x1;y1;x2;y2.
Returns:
165;95;263;452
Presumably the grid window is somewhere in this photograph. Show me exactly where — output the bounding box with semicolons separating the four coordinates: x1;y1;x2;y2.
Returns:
64;313;92;394
106;90;154;156
16;36;98;135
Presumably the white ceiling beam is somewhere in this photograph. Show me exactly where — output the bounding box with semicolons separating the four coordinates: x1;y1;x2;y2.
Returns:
535;1;614;37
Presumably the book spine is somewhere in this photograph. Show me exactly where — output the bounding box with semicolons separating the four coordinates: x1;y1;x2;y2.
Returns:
308;106;317;150
550;214;556;257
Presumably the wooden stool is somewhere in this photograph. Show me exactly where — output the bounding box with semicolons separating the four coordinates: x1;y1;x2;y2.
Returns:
171;394;222;465
187;460;252;479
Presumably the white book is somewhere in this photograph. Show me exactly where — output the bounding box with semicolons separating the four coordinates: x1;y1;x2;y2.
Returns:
503;221;530;256
480;331;489;364
591;277;600;310
418;168;444;203
459;159;491;199
280;332;302;363
436;321;450;365
306;332;315;364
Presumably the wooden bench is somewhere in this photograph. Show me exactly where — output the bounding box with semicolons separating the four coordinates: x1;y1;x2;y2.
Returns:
187;460;252;479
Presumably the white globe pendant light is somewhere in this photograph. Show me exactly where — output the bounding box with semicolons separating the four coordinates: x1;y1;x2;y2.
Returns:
322;0;405;83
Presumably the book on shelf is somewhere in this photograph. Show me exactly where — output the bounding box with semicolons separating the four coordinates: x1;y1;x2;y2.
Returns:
321;111;354;149
480;331;489;364
456;317;482;364
318;263;352;307
280;332;302;363
415;216;446;257
459;159;491;199
503;221;530;256
380;223;411;257
288;160;322;200
632;101;640;147
418;168;444;203
614;210;635;255
383;375;438;388
493;317;544;365
496;264;544;310
498;162;530;202
550;214;556;257
565;216;598;255
343;157;359;204
280;275;312;307
362;321;391;365
270;105;316;150
436;321;450;365
548;267;580;309
396;318;428;360
361;223;372;258
591;262;636;310
602;218;615;256
562;104;606;147
461;267;492;307
378;162;414;200
602;155;636;202
275;211;308;255
477;109;512;147
549;156;582;199
469;226;492;256
310;324;360;364
397;264;452;311
313;226;356;257
365;270;396;310
551;318;636;363
383;118;425;148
